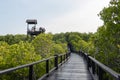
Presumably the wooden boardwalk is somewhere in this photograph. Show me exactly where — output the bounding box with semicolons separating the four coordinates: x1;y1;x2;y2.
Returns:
42;53;93;80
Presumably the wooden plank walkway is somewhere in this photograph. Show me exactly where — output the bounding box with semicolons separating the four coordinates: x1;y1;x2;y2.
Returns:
42;53;93;80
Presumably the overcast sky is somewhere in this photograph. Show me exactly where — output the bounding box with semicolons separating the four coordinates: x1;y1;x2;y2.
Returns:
0;0;110;35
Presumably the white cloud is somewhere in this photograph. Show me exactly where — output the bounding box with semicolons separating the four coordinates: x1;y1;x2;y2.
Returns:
0;0;110;34
45;0;110;33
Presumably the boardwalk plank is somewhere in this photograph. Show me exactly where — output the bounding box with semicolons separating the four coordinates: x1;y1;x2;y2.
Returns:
41;53;93;80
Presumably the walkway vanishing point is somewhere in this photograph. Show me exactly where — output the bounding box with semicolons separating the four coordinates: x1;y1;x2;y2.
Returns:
42;53;93;80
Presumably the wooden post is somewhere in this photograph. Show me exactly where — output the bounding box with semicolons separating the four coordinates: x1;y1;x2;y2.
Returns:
64;54;66;62
46;60;49;76
92;61;95;74
98;67;104;80
60;55;62;64
87;56;90;70
54;55;58;70
29;65;33;80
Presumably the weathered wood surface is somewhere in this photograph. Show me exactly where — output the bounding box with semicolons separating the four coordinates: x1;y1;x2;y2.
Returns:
42;53;93;80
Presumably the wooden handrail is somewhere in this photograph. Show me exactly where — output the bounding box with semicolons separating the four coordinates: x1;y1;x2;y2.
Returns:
0;57;53;75
0;52;71;80
79;51;120;80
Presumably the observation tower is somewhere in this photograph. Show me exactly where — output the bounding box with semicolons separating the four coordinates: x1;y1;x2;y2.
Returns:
26;19;45;37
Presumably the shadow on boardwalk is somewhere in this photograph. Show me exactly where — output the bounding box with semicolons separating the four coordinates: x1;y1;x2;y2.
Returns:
42;53;93;80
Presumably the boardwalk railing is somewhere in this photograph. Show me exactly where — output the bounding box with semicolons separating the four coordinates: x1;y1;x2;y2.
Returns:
0;52;70;80
79;51;120;80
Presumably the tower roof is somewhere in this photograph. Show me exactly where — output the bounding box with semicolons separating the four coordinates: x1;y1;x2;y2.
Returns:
26;19;37;24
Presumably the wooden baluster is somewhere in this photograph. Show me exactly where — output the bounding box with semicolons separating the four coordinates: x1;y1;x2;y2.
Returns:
46;59;49;76
54;55;58;70
60;55;62;64
98;67;104;80
92;61;95;74
29;65;33;80
87;56;90;70
64;54;66;62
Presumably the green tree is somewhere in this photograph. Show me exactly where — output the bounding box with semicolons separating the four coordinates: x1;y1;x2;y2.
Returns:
0;34;28;45
95;0;120;73
0;41;41;69
52;43;67;55
0;41;41;80
53;33;66;43
32;33;54;58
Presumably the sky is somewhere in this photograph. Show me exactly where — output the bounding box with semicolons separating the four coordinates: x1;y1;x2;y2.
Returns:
0;0;110;35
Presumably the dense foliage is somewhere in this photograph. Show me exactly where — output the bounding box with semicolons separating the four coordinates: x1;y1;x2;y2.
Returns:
0;41;41;69
95;0;120;73
32;33;67;58
0;41;41;80
0;34;28;45
0;33;67;80
53;32;94;53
